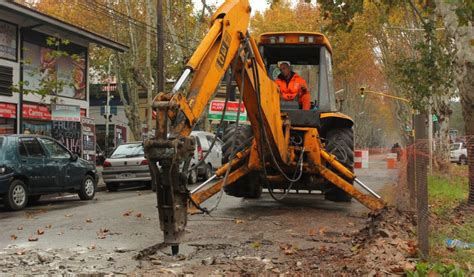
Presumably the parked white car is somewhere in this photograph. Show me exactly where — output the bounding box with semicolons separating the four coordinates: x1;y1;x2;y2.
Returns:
450;142;468;165
101;142;152;191
187;131;223;184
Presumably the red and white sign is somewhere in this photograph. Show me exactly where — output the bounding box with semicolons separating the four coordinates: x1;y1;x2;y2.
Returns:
0;102;17;118
210;101;245;113
354;150;369;169
80;108;87;118
23;103;52;120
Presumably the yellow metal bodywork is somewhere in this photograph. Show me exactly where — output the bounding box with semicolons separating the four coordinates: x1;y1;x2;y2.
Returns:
259;32;333;53
152;0;386;226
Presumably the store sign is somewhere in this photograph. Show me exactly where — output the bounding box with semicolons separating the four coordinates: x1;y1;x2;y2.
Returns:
23;103;52;120
80;108;87;118
0;21;17;61
81;117;96;163
52;104;80;122
0;102;16;118
208;100;247;121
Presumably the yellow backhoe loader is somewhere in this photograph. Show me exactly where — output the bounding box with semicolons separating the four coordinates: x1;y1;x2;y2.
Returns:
144;0;385;255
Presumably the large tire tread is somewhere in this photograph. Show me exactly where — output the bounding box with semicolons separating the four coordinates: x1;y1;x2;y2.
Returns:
222;124;261;198
324;127;354;202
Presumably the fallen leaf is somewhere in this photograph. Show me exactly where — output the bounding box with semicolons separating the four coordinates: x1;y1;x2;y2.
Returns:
101;228;109;233
308;228;317;236
250;241;261;249
17;226;23;230
234;219;245;224
65;214;73;217
10;234;17;240
15;249;26;255
88;244;96;250
135;212;142;218
97;234;106;239
123;210;133;216
28;236;38;241
86;218;93;223
319;227;327;236
37;229;44;235
146;217;151;221
45;224;52;229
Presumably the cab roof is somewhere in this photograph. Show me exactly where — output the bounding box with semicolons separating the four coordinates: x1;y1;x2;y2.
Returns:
258;32;332;54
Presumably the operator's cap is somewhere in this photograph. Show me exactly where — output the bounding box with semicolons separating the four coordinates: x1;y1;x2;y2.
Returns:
277;61;291;67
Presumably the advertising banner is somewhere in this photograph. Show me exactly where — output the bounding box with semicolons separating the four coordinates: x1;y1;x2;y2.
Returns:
208;100;247;121
23;41;86;100
0;102;16;118
22;103;52;120
0;21;17;61
52;121;81;155
81;117;96;163
52;104;80;122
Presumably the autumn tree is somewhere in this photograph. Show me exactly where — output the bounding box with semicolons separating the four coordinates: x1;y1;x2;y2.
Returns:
435;0;474;206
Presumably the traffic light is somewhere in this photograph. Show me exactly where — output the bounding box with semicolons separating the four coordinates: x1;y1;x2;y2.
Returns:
103;114;113;122
359;87;365;98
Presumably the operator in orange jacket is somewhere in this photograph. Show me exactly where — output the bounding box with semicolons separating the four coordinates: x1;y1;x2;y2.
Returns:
275;61;311;110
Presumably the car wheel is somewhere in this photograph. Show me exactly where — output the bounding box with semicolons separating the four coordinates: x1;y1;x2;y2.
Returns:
78;175;96;200
3;179;28;211
28;195;41;205
204;164;213;181
188;168;198;184
459;155;467;165
106;182;119;192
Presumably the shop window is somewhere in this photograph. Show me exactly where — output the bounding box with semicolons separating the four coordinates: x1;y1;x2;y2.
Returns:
0;65;13;96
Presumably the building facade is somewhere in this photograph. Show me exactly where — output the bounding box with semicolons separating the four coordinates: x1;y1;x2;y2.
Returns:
0;2;127;160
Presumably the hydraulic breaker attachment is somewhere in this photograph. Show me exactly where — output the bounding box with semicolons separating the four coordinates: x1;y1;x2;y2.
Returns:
144;106;196;255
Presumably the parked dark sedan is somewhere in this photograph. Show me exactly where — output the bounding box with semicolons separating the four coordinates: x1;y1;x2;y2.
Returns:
0;135;98;211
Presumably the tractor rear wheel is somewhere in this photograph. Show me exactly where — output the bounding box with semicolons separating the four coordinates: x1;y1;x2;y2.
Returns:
222;124;261;198
324;127;354;202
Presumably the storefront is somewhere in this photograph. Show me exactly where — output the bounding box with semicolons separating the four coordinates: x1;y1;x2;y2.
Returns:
22;103;52;136
0;102;16;134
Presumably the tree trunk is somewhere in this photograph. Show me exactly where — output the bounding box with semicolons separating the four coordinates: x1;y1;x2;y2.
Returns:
435;0;474;206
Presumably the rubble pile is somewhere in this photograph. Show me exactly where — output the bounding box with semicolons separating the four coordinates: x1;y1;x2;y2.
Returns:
346;207;419;275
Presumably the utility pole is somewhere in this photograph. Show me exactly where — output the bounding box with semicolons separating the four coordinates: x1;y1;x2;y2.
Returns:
157;0;164;93
105;55;113;155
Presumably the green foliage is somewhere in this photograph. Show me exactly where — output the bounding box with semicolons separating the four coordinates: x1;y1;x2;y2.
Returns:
394;20;454;112
449;0;474;26
406;262;465;276
317;0;363;32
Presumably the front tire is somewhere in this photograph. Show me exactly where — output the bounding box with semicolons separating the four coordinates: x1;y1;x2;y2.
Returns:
324;127;354;202
78;175;96;200
204;164;213;181
188;168;198;184
459;155;467;165
3;179;28;211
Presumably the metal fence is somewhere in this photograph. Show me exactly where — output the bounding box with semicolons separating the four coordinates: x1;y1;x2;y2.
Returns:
396;135;473;258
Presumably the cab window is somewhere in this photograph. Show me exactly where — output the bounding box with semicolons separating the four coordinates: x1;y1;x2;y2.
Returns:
19;138;46;158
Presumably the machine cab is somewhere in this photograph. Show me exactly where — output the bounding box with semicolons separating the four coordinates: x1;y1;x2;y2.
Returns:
258;32;336;112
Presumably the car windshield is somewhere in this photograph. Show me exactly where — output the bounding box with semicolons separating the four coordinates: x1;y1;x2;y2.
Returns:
110;143;144;158
450;143;461;151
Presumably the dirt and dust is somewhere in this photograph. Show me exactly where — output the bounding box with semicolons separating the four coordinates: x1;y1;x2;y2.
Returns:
134;206;418;276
